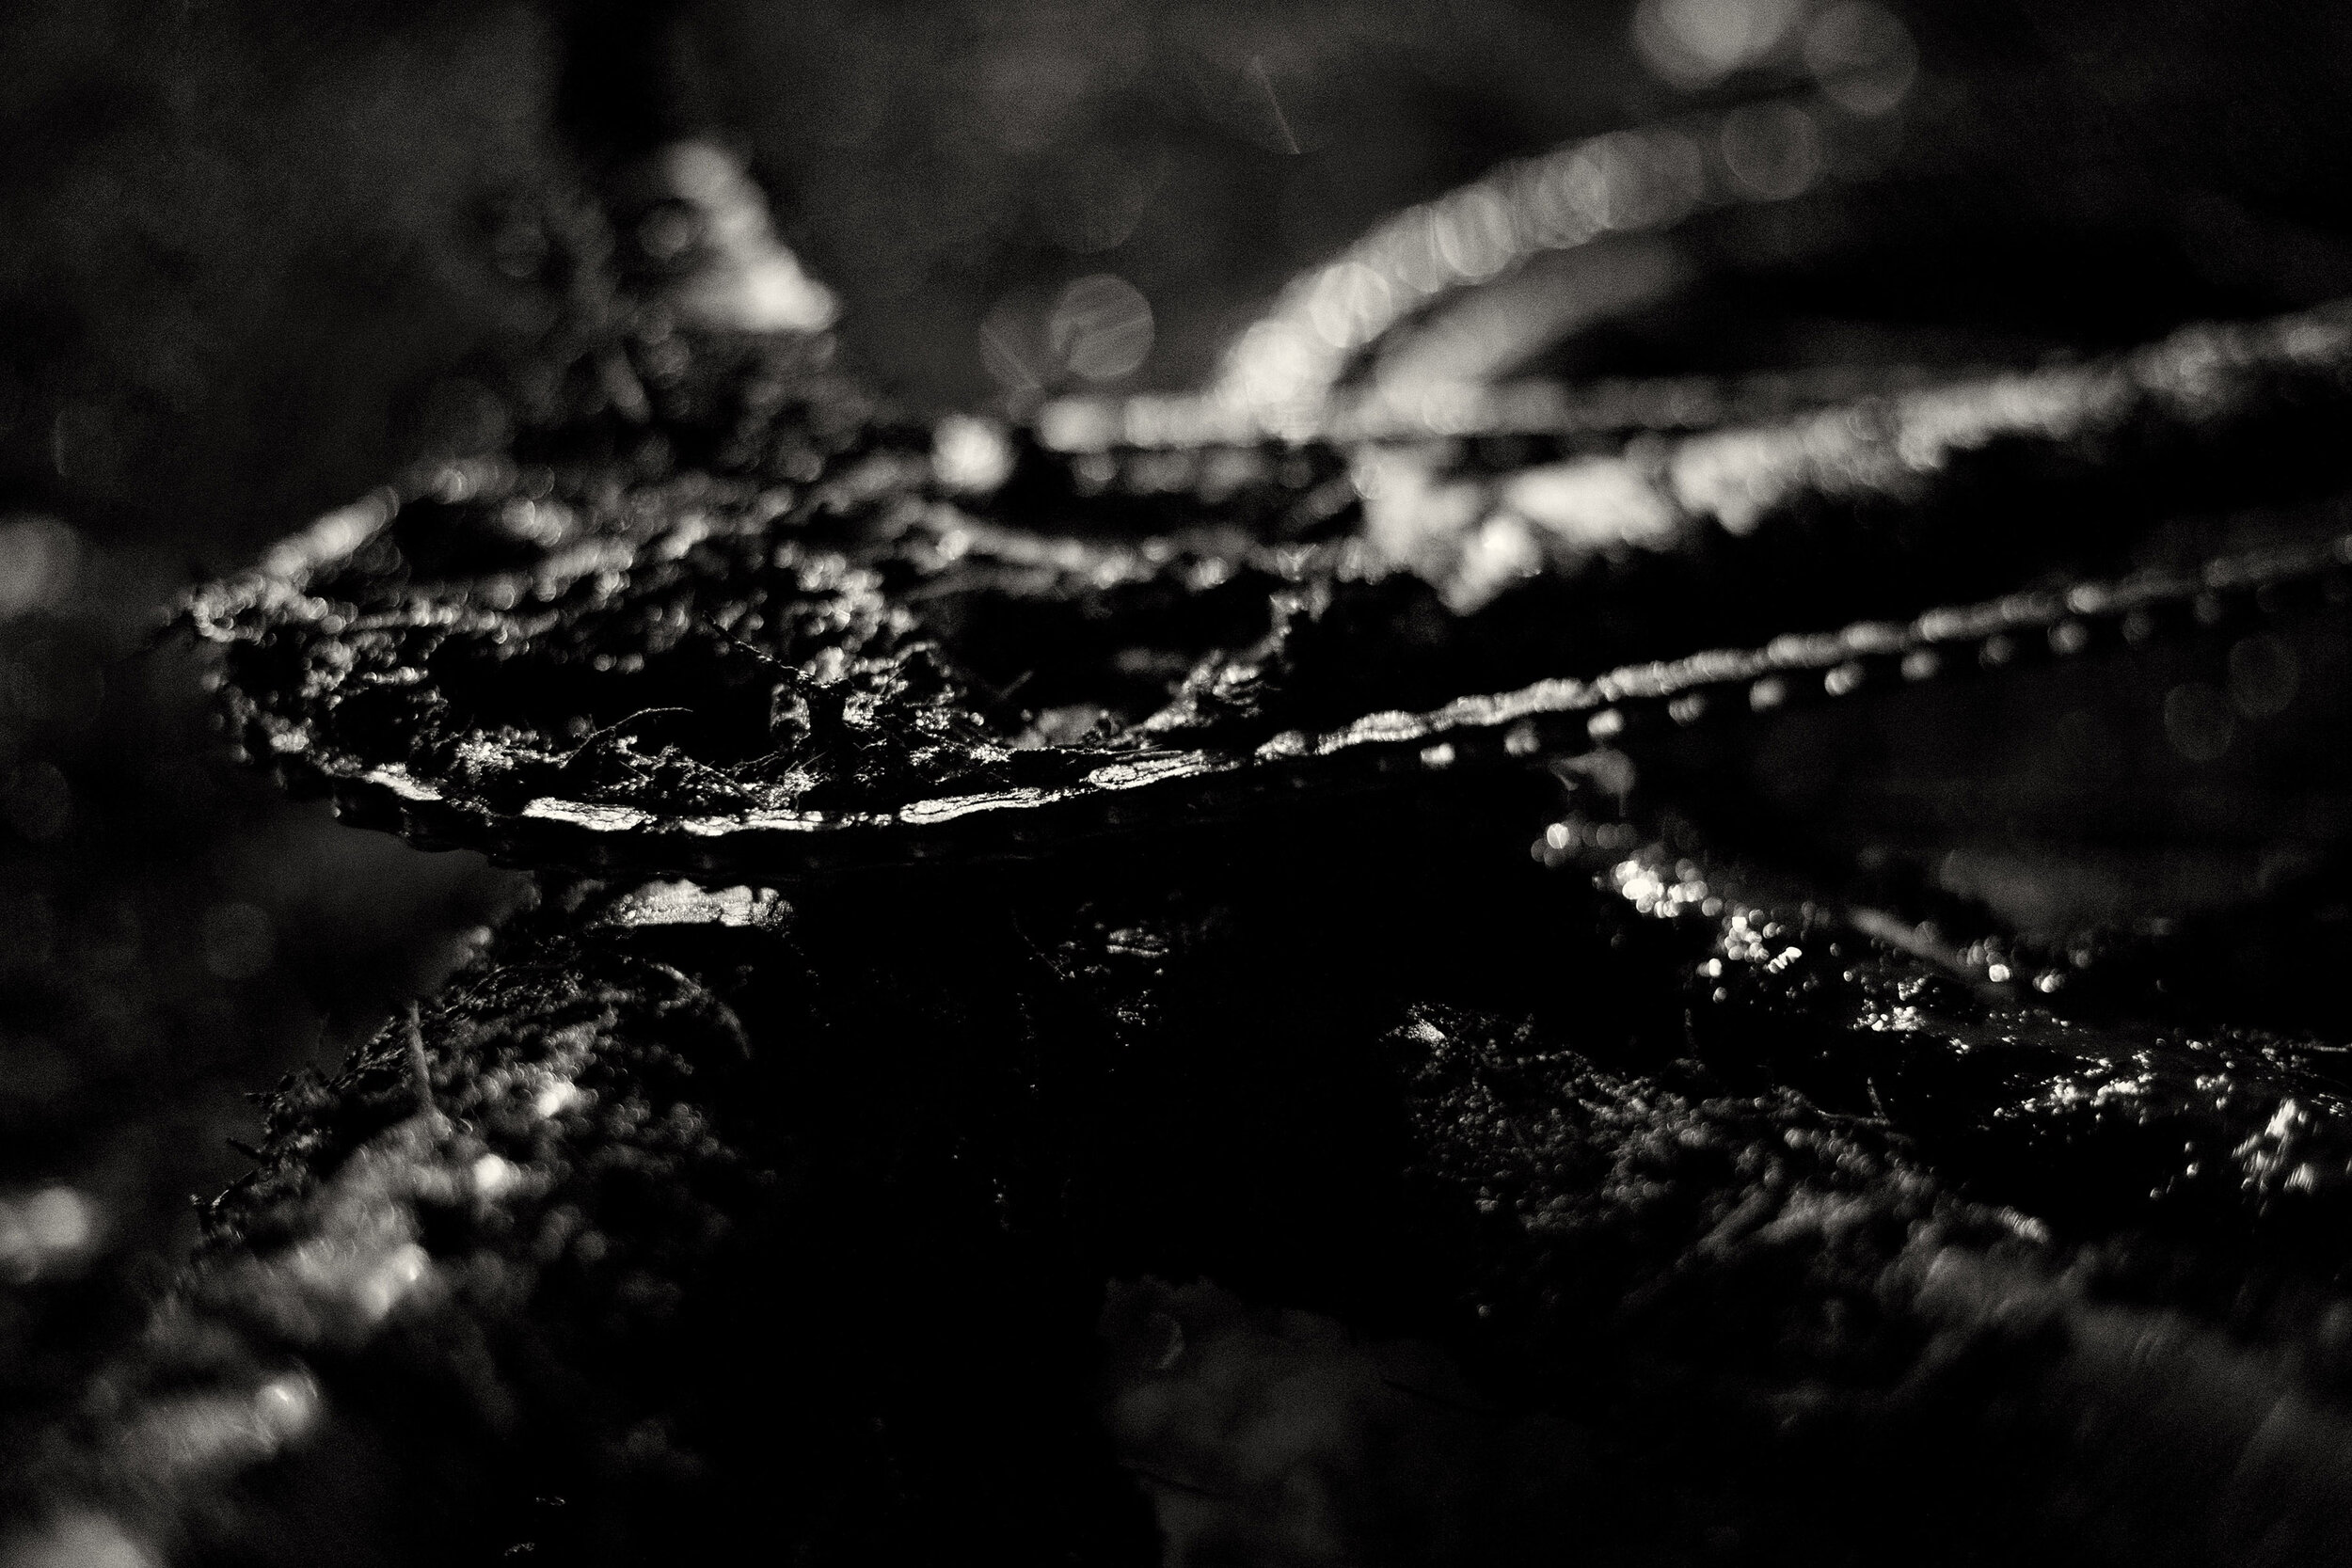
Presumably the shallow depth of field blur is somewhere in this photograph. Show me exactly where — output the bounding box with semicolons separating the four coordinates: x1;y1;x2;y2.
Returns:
6;0;2352;1502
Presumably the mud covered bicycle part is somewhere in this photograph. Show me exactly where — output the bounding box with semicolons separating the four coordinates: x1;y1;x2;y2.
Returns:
70;15;2352;1566
183;301;2352;884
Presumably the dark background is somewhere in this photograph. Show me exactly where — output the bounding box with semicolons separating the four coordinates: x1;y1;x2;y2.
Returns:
9;0;2350;552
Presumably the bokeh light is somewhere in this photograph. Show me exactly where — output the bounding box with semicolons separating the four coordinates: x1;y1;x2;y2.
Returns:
1720;102;1823;199
0;518;79;622
1804;3;1917;115
1632;0;1804;87
1048;274;1156;383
